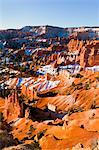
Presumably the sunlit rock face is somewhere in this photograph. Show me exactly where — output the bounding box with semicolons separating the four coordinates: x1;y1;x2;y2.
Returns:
67;39;99;67
38;39;99;69
3;91;21;122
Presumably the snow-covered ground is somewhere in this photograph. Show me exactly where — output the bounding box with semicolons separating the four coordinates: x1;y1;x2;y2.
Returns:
37;65;57;75
85;66;99;72
59;64;81;74
59;65;99;74
38;80;60;92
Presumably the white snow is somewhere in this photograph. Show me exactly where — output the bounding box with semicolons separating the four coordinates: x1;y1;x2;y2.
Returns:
85;66;99;72
37;65;57;75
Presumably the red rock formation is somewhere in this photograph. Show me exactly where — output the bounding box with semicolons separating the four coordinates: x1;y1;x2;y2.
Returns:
0;39;99;149
3;91;21;122
44;39;99;68
67;39;99;67
0;97;5;112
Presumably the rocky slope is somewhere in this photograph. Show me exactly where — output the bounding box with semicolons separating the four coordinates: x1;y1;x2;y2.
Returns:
0;69;99;150
0;38;99;149
30;39;99;68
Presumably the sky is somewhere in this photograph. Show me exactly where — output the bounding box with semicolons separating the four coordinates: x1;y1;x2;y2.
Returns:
0;0;99;29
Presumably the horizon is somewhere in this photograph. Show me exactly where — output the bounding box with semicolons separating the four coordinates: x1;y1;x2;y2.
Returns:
0;0;99;30
0;24;99;31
